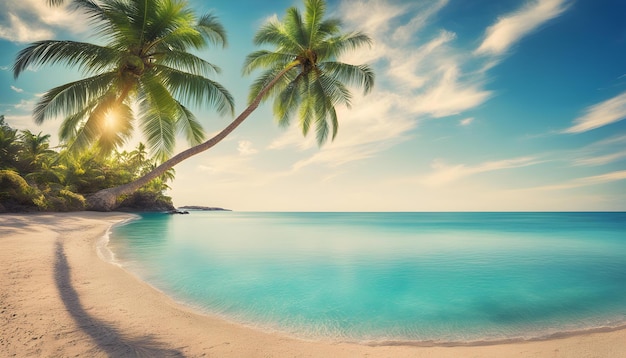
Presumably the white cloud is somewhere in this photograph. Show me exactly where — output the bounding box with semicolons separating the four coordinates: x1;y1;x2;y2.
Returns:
391;0;449;43
459;117;474;126
14;99;35;110
530;170;626;191
574;151;626;167
269;92;416;170
237;140;258;156
0;13;53;42
409;64;492;117
566;134;626;166
563;91;626;133
10;86;24;93
0;0;88;42
386;30;456;90
475;0;570;56
419;156;540;187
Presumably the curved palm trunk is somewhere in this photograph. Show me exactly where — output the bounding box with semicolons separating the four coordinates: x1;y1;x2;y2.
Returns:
87;65;295;211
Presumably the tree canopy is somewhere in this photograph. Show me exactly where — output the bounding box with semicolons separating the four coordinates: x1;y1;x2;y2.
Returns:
13;0;234;161
243;0;374;145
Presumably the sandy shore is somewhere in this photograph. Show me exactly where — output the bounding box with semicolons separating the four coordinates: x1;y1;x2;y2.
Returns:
1;212;625;357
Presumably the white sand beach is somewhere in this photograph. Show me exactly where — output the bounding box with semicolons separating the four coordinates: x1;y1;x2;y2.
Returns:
1;212;624;357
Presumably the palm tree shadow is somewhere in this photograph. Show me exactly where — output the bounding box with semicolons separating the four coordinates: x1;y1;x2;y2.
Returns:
54;240;185;357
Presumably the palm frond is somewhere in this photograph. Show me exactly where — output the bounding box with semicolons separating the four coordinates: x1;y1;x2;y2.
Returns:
298;74;314;137
153;65;234;116
197;13;228;47
34;72;117;124
58;109;89;143
321;62;375;95
242;50;296;75
158;50;221;76
303;0;326;47
318;71;352;108
317;18;341;39
247;67;297;105
137;76;178;160
175;102;205;145
62;94;116;154
254;18;305;53
318;32;372;60
284;7;308;49
13;41;119;78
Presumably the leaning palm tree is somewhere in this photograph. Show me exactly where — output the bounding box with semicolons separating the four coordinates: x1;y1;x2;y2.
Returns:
14;0;234;161
78;0;374;211
243;0;374;144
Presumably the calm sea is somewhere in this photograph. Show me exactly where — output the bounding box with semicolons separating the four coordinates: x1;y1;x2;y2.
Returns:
106;212;626;343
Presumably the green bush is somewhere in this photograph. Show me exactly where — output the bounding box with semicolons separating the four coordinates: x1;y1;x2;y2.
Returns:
0;170;40;209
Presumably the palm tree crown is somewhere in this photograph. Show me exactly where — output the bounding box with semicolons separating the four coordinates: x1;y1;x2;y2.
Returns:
243;0;374;145
13;0;234;160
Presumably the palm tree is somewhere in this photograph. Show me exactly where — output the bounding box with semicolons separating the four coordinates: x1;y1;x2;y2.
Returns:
86;0;374;211
13;0;234;160
0;115;20;170
34;0;375;211
243;0;374;144
17;130;56;171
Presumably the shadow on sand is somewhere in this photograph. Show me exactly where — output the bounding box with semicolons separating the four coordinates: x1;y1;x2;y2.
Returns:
54;240;185;357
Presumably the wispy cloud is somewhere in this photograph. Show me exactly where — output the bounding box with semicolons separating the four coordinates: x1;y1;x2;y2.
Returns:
530;170;626;191
563;91;626;133
0;13;53;43
573;151;626;166
267;0;569;173
419;156;540;187
408;64;491;118
268;0;490;169
475;0;570;56
567;134;626;166
269;92;416;170
459;117;474;126
10;86;24;93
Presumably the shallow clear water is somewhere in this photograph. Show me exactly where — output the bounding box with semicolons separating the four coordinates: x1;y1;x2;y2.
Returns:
108;212;626;343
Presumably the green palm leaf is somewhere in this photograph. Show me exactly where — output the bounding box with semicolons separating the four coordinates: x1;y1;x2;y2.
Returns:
34;72;117;125
13;41;118;78
154;65;234;116
245;0;374;145
175;103;205;145
14;0;232;160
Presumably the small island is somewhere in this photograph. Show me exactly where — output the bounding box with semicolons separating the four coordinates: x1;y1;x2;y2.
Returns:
178;206;232;211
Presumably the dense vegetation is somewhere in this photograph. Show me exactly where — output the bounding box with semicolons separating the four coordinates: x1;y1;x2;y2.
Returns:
0;115;174;212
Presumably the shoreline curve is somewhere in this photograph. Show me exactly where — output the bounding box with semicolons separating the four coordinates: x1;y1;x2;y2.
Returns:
1;212;625;357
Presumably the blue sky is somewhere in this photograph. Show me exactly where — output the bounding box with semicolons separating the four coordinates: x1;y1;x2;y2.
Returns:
1;0;625;211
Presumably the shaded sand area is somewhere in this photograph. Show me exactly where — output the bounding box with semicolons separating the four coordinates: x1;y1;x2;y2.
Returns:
1;212;625;357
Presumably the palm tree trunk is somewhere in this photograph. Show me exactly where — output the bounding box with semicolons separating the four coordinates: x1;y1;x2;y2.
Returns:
87;65;295;211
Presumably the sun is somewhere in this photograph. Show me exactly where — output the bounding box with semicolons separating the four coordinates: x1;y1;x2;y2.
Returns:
104;109;118;130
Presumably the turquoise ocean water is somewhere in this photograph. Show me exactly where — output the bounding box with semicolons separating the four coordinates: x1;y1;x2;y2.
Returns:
107;212;626;343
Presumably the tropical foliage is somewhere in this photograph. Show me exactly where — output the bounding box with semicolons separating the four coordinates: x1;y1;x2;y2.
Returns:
0;116;173;212
13;0;234;160
12;0;375;211
243;0;374;144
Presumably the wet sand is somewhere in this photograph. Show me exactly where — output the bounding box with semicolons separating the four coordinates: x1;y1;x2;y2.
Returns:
1;212;624;357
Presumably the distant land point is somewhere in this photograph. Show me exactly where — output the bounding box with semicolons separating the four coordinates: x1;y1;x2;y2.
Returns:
178;206;232;211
